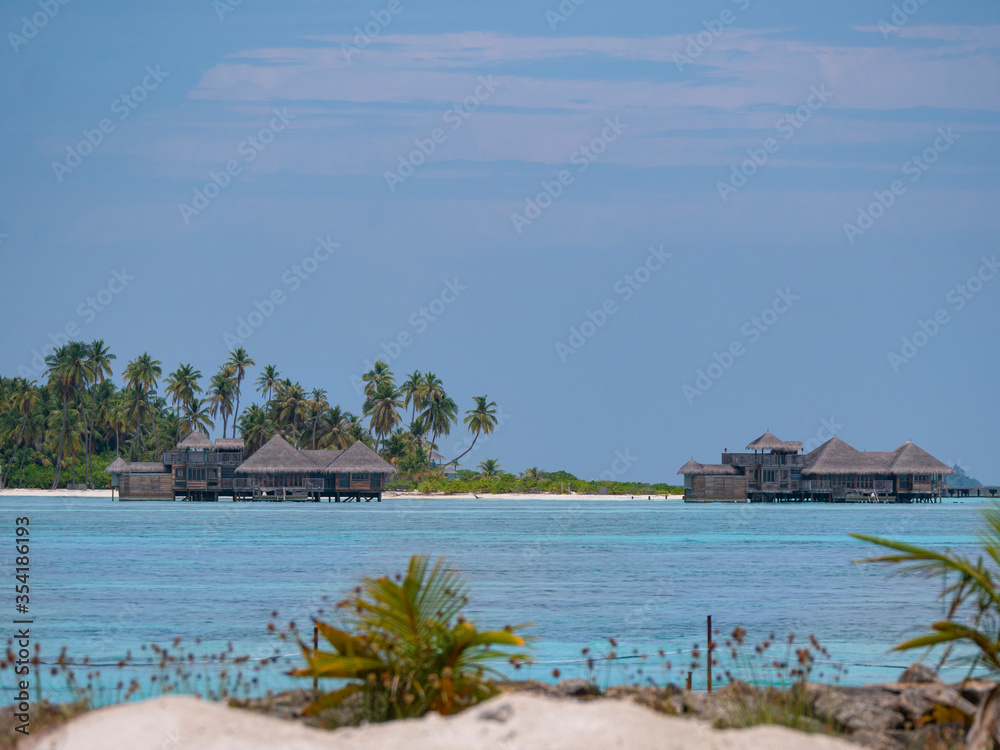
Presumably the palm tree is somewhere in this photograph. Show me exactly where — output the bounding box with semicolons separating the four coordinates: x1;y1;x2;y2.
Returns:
362;361;394;398
225;348;255;438
522;467;542;480
363;381;402;452
164;364;202;441
181;397;214;436
84;340;115;488
408;415;430;451
477;458;501;478
275;381;308;444
0;379;39;489
45;342;92;489
208;370;237;438
255;365;280;406
422;390;457;447
400;370;424;423
123;353;162;460
448;396;498;468
238;404;270;453
308;388;328;450
318;405;350;450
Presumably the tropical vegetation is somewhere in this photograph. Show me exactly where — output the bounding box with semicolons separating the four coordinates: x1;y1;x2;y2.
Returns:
290;555;531;722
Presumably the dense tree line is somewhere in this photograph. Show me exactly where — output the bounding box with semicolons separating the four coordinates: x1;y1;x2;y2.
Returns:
0;342;498;490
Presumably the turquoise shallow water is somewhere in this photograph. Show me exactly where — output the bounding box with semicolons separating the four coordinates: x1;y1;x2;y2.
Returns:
0;496;990;696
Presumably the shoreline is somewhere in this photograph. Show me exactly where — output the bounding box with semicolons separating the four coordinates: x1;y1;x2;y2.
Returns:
0;488;683;501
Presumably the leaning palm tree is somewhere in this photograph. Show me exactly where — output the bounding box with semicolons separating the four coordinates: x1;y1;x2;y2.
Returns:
225;348;255;438
447;396;498;468
363;381;402;452
255;364;280;406
854;505;1000;750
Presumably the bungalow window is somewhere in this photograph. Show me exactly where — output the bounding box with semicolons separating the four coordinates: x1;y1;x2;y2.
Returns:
352;472;369;481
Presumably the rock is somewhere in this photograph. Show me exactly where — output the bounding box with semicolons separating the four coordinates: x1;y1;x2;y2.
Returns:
24;693;863;750
556;678;596;697
960;679;998;707
849;729;906;750
808;685;906;734
896;687;935;723
898;662;939;684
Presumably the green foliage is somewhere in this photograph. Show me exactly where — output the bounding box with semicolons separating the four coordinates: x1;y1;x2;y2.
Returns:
854;503;1000;746
415;472;682;496
291;555;531;722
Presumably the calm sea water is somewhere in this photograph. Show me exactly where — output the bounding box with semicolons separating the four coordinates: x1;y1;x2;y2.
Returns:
0;496;990;696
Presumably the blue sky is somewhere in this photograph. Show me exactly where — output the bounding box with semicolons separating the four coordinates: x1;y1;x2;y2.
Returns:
1;0;998;482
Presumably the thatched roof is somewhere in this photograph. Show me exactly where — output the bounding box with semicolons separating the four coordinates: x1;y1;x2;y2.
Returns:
235;435;315;473
215;438;244;451
889;442;956;476
326;441;396;475
301;450;343;469
745;431;802;453
802;437;955;476
235;436;395;476
177;431;214;450
104;459;169;475
676;459;739;476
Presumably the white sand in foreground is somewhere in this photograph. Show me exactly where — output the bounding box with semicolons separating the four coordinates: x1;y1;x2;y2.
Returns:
26;692;859;750
0;488;112;498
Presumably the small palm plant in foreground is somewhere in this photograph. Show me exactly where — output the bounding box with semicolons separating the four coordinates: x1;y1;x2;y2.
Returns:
291;555;532;722
853;503;1000;750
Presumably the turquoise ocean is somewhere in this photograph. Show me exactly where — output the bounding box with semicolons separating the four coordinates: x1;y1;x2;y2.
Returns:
0;496;990;697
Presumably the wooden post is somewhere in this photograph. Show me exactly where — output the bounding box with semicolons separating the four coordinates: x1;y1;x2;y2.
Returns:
313;625;319;694
707;615;713;694
686;671;692;691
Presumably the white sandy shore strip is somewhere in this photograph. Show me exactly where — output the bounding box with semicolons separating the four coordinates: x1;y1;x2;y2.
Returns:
25;692;857;750
0;488;683;501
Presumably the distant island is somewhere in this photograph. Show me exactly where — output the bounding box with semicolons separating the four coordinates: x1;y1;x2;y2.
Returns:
0;341;681;497
946;463;982;488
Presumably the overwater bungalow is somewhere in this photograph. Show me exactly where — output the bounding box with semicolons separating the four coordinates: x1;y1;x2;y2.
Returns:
679;431;954;503
105;431;395;502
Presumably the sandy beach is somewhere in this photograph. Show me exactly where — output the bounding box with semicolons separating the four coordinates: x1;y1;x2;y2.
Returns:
0;488;683;501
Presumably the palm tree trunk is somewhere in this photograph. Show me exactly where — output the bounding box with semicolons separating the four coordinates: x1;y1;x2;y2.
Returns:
81;397;92;489
446;431;480;468
312;416;317;450
51;394;68;489
1;415;29;488
150;401;161;457
966;685;1000;750
233;379;241;439
18;447;27;488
